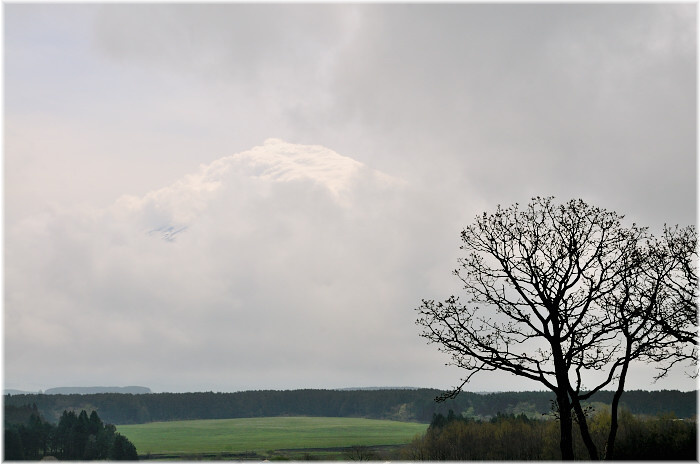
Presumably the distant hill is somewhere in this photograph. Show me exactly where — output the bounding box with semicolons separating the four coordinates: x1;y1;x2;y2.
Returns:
4;389;36;395
338;386;421;391
44;386;151;395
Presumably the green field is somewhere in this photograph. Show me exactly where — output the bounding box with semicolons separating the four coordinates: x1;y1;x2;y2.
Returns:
116;416;428;459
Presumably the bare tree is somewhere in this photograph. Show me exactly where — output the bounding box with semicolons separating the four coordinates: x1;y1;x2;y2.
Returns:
416;197;696;460
595;225;698;459
345;445;377;461
652;226;698;351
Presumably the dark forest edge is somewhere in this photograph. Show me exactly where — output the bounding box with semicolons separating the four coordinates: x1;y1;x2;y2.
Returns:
4;405;138;460
5;388;696;425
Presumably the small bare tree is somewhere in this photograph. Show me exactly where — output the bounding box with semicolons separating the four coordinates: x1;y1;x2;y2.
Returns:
596;225;698;459
416;197;696;460
345;445;376;461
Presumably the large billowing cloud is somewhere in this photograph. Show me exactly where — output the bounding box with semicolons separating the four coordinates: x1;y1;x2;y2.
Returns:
5;139;466;392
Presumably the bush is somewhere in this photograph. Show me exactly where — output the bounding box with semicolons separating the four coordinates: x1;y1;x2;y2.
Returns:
403;410;696;460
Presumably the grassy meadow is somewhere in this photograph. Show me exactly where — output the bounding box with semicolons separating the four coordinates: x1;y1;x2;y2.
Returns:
116;416;428;459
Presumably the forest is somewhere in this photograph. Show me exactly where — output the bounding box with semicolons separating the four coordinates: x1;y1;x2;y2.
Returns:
4;404;138;460
4;388;695;426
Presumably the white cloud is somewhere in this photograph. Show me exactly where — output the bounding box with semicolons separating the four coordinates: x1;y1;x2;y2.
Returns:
110;138;399;229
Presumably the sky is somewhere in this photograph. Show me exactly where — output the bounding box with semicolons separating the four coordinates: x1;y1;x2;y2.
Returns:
3;3;697;394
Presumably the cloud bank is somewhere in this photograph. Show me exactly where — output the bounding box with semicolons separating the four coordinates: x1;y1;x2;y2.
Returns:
5;140;464;392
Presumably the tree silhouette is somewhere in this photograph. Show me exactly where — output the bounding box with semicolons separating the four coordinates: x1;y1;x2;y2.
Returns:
594;224;697;459
417;197;696;460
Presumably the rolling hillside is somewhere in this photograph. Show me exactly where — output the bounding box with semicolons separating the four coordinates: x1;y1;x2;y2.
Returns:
5;388;696;425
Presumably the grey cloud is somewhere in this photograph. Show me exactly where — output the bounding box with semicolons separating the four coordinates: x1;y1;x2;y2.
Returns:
5;4;695;393
318;5;696;225
86;4;698;228
94;4;357;87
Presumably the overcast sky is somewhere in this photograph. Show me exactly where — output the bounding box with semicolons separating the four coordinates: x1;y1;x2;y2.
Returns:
4;4;697;394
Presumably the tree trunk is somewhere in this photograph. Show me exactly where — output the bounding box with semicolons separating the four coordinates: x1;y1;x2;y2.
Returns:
606;344;632;460
551;327;575;460
556;390;575;460
571;395;599;460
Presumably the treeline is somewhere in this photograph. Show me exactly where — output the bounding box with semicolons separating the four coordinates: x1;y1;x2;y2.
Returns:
4;388;695;426
402;409;697;460
4;404;138;460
